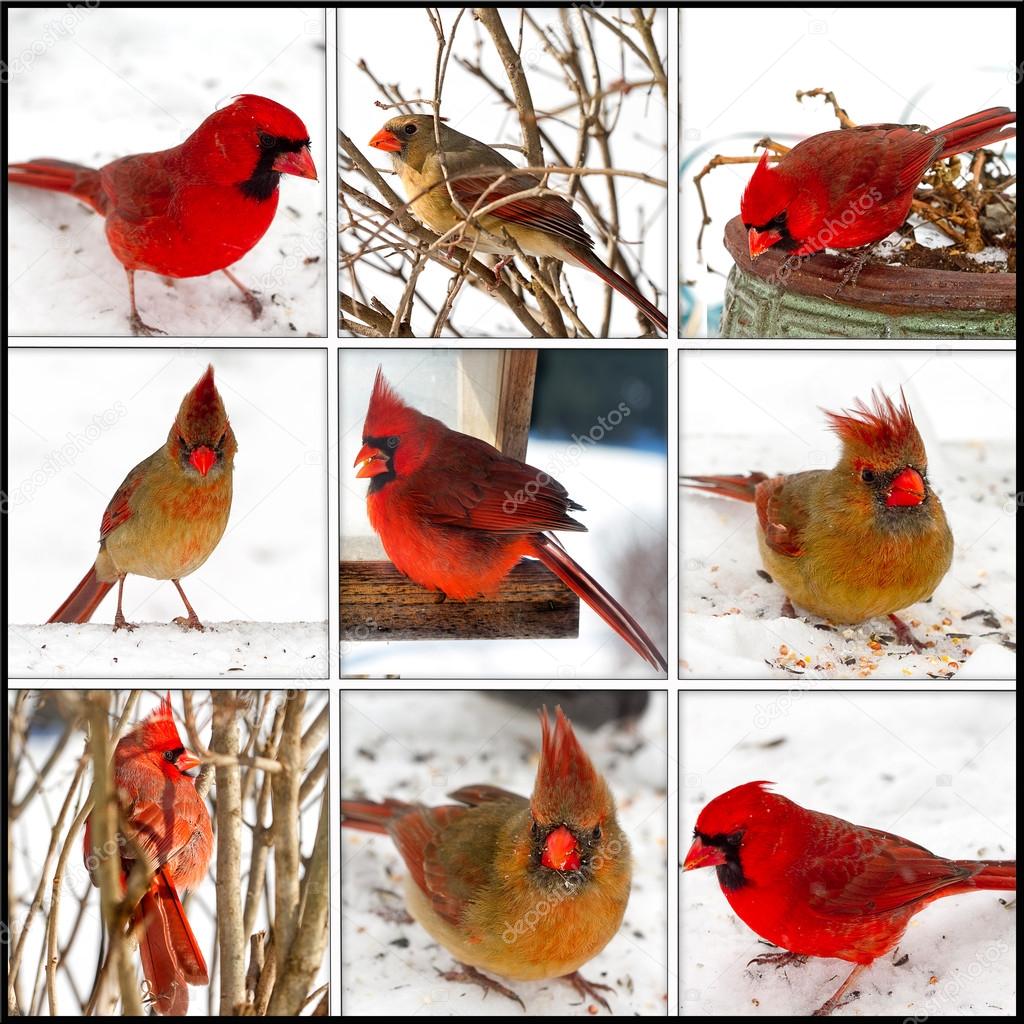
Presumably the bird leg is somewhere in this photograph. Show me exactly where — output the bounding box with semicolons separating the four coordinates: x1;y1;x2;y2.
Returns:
222;267;263;320
112;575;137;632
780;596;798;619
831;245;876;296
560;970;616;1013
812;962;867;1016
887;613;931;653
125;270;167;337
747;951;809;970
435;963;524;1009
171;580;205;632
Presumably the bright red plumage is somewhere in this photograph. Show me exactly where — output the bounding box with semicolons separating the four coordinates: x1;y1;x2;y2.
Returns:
355;369;666;671
685;781;1015;1014
740;106;1016;258
9;95;316;334
84;697;212;1015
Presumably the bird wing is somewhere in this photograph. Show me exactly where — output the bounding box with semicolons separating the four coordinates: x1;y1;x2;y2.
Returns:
448;783;524;806
806;822;970;916
409;435;588;535
99;473;141;539
118;795;201;872
754;474;807;557
100;153;175;224
446;171;595;251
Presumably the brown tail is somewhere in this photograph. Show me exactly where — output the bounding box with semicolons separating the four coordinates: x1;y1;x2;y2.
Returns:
956;859;1016;891
48;566;113;624
134;869;208;1016
8;159;108;215
682;471;770;503
931;107;1016;159
341;798;414;834
574;249;668;334
531;534;667;672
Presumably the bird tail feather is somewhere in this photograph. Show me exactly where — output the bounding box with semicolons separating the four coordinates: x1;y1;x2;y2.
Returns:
957;859;1016;891
681;472;769;503
8;159;108;215
531;534;667;672
341;798;414;834
930;107;1016;159
48;566;113;624
571;249;668;334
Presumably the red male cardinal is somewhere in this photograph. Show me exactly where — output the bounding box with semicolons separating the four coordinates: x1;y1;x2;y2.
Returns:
369;115;667;334
49;365;236;631
741;106;1016;258
342;706;632;1011
85;696;212;1015
684;781;1015;1015
683;389;953;649
355;369;667;671
9;94;316;334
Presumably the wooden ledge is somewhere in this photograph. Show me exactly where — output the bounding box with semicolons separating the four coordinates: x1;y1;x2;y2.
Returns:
340;561;579;641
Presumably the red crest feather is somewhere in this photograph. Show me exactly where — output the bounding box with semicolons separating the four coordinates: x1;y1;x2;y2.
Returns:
530;706;603;825
362;367;423;439
824;388;925;465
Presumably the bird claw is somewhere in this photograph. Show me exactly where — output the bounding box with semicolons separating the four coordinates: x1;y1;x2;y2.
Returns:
240;290;263;320
812;989;861;1016
173;614;205;632
112;613;137;633
436;963;524;1009
747;951;809;970
780;597;798;619
887;614;931;653
561;970;615;1013
128;312;167;337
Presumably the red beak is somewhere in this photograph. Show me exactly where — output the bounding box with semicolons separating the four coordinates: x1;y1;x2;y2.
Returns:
354;442;389;479
683;834;727;871
177;750;201;775
886;466;926;507
272;145;318;180
189;446;216;477
369;128;402;153
541;825;582;872
747;227;782;260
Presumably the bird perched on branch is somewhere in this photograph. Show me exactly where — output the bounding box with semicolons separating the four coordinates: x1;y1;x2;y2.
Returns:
9;95;317;334
684;781;1015;1015
369;114;667;334
343;706;632;1011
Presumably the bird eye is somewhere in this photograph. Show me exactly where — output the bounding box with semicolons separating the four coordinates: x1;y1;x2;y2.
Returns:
217;432;226;448
163;747;184;763
403;123;417;136
387;435;400;449
258;131;276;149
178;435;188;450
861;469;876;483
592;824;602;841
531;821;541;839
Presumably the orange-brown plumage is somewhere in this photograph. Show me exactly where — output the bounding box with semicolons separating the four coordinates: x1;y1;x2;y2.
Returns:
684;389;953;639
342;707;632;1006
49;366;236;630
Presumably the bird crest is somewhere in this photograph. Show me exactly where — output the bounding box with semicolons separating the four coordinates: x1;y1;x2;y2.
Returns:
363;367;422;439
824;388;925;466
531;706;606;826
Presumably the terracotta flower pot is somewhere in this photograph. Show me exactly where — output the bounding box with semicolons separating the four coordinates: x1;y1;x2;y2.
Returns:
719;216;1016;338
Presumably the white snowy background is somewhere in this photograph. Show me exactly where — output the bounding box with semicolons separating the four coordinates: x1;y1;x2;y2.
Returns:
680;350;1016;680
340;350;669;679
8;689;331;1017
7;349;329;678
679;7;1018;335
7;7;327;337
341;690;668;1016
339;7;668;338
680;691;1016;1016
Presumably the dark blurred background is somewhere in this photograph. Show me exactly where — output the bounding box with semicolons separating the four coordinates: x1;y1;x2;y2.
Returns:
531;351;667;451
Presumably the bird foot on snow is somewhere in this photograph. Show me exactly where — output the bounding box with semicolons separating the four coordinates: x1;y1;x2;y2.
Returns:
887;614;931;653
747;951;809;970
173;614;206;632
128;311;167;337
812;988;861;1016
780;597;798;619
239;289;263;320
112;612;137;633
436;963;524;1009
561;970;616;1013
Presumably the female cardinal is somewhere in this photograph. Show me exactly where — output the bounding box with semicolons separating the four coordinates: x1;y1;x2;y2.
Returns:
49;365;236;632
684;781;1015;1016
9;94;316;335
85;696;212;1015
369;115;667;334
683;389;953;649
741;106;1015;259
354;369;667;671
342;706;632;1011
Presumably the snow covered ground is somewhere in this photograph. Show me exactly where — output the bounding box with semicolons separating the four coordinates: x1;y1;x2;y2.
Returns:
680;351;1016;680
7;350;329;678
341;690;669;1016
680;7;1017;334
340;352;668;679
679;691;1016;1016
7;7;327;337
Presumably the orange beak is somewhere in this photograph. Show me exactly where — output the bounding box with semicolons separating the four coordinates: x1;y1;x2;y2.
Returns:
683;834;727;871
885;466;926;507
272;145;318;180
541;825;581;872
189;446;216;477
747;226;783;260
354;442;389;479
369;127;402;153
177;750;202;775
